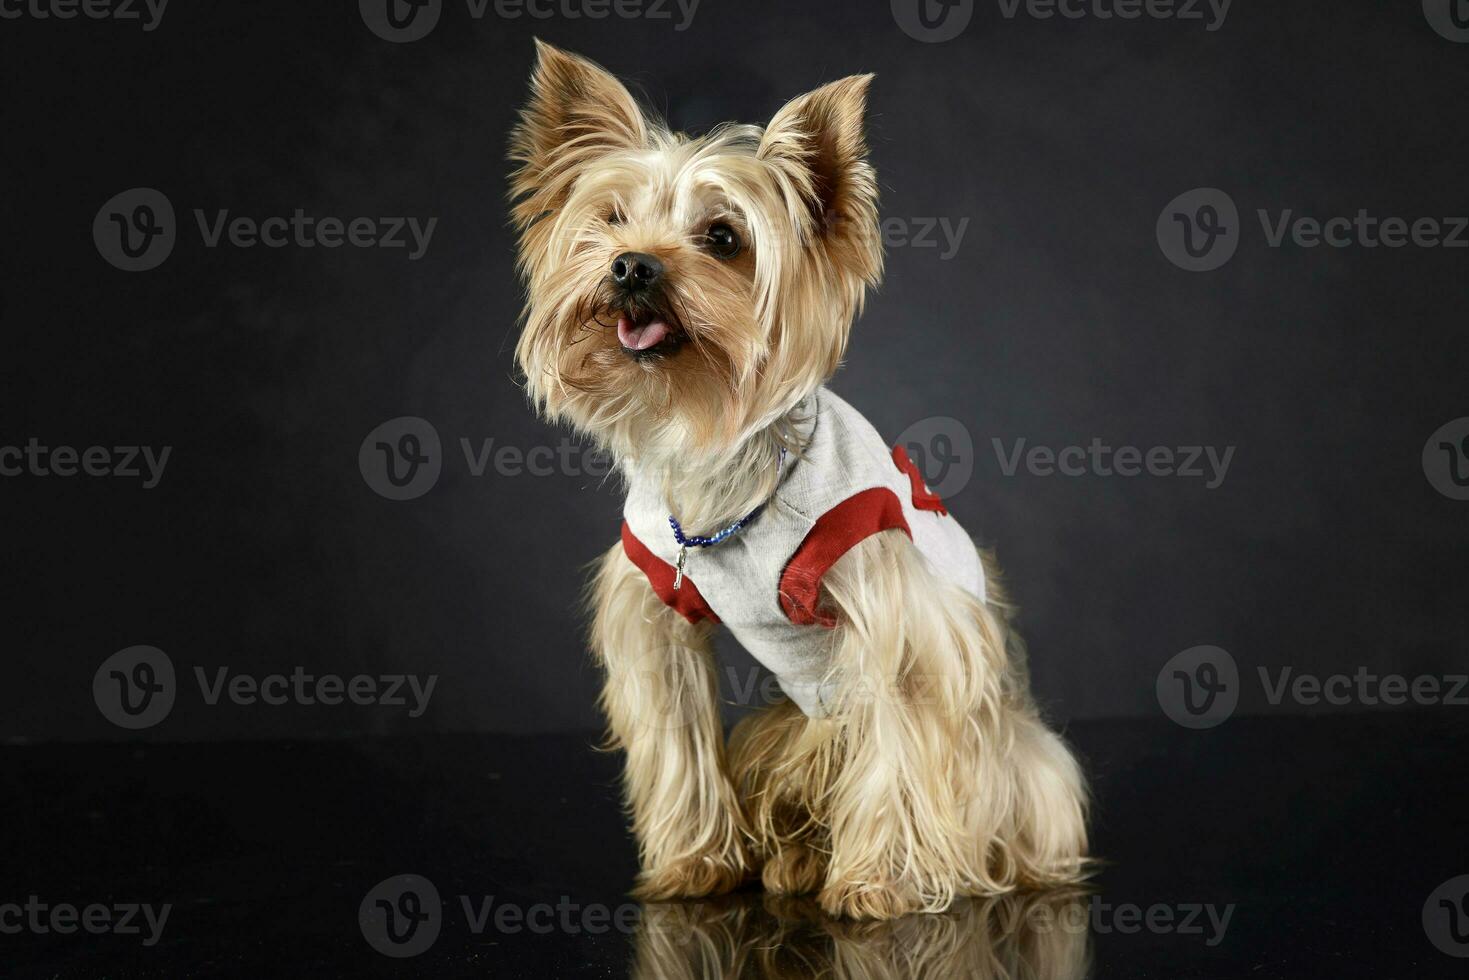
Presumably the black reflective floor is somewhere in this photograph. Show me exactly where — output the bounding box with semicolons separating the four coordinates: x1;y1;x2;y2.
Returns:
3;713;1466;977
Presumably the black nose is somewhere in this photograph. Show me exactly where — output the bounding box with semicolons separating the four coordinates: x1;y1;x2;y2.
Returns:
610;252;663;292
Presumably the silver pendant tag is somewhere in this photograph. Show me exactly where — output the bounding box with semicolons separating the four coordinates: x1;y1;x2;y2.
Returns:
673;545;687;590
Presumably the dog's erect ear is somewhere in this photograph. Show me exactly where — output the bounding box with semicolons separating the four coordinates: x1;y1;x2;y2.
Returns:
757;75;879;244
509;40;648;229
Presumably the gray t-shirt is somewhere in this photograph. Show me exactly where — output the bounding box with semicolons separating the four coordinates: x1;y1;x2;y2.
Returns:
621;387;985;717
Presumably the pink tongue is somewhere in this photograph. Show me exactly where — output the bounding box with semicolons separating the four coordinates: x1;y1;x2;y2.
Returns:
617;316;670;351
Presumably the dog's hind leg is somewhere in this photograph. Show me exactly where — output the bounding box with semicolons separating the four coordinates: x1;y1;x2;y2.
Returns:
995;711;1090;888
813;530;1015;918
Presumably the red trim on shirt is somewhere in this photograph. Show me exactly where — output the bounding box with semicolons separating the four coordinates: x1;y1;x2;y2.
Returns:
778;487;911;628
621;522;720;625
892;445;948;515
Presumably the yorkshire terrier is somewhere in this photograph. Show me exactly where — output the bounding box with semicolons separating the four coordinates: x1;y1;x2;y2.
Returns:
510;40;1088;919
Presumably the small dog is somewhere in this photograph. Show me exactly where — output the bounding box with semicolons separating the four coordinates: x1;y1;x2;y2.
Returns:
510;41;1088;919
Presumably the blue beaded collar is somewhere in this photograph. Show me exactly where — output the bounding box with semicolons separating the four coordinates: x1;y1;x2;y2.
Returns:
667;448;786;590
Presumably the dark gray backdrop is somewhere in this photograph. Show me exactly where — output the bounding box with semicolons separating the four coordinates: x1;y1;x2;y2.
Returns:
3;0;1467;740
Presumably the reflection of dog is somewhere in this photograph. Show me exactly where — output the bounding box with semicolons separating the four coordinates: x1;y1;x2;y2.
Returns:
510;41;1088;918
632;891;1092;979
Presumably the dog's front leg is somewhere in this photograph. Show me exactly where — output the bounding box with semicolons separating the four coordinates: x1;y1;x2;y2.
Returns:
589;543;752;899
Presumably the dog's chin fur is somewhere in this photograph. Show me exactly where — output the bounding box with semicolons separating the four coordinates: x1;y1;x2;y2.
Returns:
511;41;1089;919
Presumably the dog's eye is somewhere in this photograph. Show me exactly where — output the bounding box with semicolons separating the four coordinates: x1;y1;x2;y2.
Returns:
704;223;741;259
606;207;624;226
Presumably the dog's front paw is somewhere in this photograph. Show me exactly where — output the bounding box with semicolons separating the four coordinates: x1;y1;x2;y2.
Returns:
632;851;750;901
761;843;827;896
817;878;926;920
